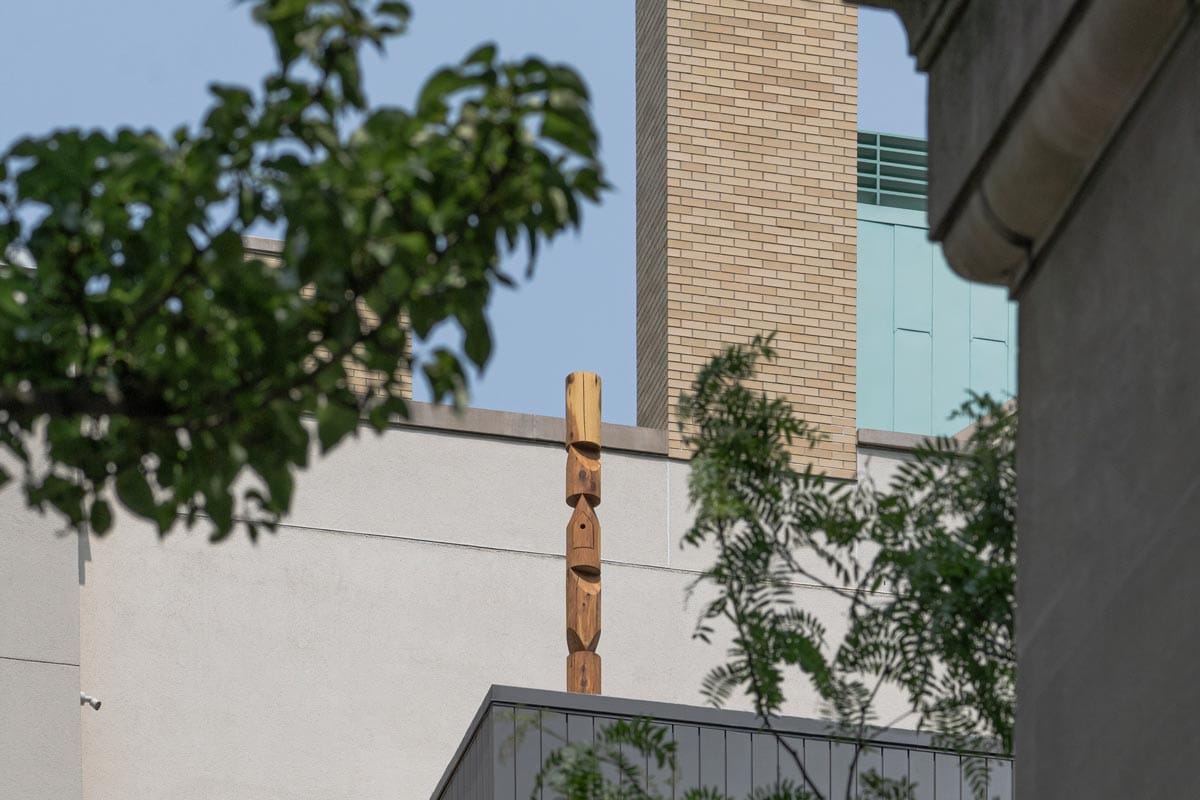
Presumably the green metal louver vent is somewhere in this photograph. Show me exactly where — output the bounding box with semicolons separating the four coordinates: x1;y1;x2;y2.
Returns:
857;131;928;211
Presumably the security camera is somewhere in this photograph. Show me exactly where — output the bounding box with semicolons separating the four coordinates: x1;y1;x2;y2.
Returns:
80;693;102;711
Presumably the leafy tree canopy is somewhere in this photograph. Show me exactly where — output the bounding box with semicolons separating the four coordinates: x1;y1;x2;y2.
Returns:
537;337;1016;800
0;0;605;539
682;338;1015;757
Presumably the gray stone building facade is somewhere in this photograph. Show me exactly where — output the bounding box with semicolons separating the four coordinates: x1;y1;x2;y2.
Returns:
860;0;1200;796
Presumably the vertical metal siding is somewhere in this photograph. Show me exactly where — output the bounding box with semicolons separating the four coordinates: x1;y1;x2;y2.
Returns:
777;735;807;791
832;741;858;799
858;219;897;431
857;746;883;795
725;731;752;797
803;738;834;798
988;758;1013;800
513;707;540;800
490;707;511;800
698;727;725;794
539;711;567;800
645;724;674;798
751;733;778;793
910;750;936;800
882;746;909;787
440;710;497;800
674;725;700;795
567;714;593;747
857;206;1018;436
895;330;935;434
962;756;988;800
935;752;963;800
595;717;621;789
453;696;1012;800
931;247;972;434
614;717;649;793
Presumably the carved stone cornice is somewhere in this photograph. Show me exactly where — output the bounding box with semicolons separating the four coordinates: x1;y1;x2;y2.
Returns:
856;0;968;68
851;0;1197;291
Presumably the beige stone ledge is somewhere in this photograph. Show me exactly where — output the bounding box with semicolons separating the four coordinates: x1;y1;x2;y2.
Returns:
394;402;671;457
242;235;284;257
857;428;931;453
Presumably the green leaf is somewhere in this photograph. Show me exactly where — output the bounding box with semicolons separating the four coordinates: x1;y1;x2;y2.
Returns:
259;464;294;512
367;394;408;433
115;469;156;521
206;489;234;540
422;349;467;406
376;1;411;23
90;499;113;536
540;109;596;159
0;2;607;542
547;65;589;100
460;308;489;368
317;401;360;453
367;404;390;432
464;43;496;66
418;67;472;114
572;166;606;201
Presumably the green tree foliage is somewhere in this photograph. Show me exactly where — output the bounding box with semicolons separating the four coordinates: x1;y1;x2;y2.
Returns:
0;0;605;539
537;336;1016;800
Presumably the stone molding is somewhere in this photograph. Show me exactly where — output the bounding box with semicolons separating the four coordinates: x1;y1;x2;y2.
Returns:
394;401;670;456
854;0;1196;292
857;0;967;68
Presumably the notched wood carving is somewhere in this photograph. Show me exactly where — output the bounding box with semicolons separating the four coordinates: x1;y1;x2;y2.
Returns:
565;371;602;694
567;497;600;574
566;570;601;651
566;444;601;507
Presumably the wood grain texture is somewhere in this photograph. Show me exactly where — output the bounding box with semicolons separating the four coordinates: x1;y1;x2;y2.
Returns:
566;652;601;694
566;497;601;574
565;445;601;507
566;570;601;651
566;371;602;694
565;372;602;448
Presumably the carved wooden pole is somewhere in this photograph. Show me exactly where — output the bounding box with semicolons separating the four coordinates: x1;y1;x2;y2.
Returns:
565;371;601;694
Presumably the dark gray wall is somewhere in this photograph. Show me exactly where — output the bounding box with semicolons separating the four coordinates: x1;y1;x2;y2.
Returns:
923;0;1078;236
432;687;1011;800
1016;15;1200;800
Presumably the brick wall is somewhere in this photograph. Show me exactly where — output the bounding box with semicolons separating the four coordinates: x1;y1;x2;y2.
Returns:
635;0;858;478
636;0;670;431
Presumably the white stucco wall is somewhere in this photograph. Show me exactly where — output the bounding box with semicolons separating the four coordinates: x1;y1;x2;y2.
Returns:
0;473;83;800
66;419;918;800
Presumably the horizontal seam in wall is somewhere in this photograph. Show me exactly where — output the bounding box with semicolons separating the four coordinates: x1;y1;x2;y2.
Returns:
377;421;678;460
0;654;80;668
274;520;894;597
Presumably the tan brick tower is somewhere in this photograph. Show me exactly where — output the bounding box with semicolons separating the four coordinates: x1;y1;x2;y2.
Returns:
636;0;858;478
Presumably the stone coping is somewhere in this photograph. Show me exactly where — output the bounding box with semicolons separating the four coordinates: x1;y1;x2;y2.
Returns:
237;236;669;456
398;408;949;458
242;235;284;256
856;428;932;453
241;236;952;458
395;402;669;456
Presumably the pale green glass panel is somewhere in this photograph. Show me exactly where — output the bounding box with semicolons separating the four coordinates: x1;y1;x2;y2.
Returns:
857;220;896;430
895;329;933;435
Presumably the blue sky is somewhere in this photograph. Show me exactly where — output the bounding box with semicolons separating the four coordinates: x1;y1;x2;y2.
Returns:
0;2;924;425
